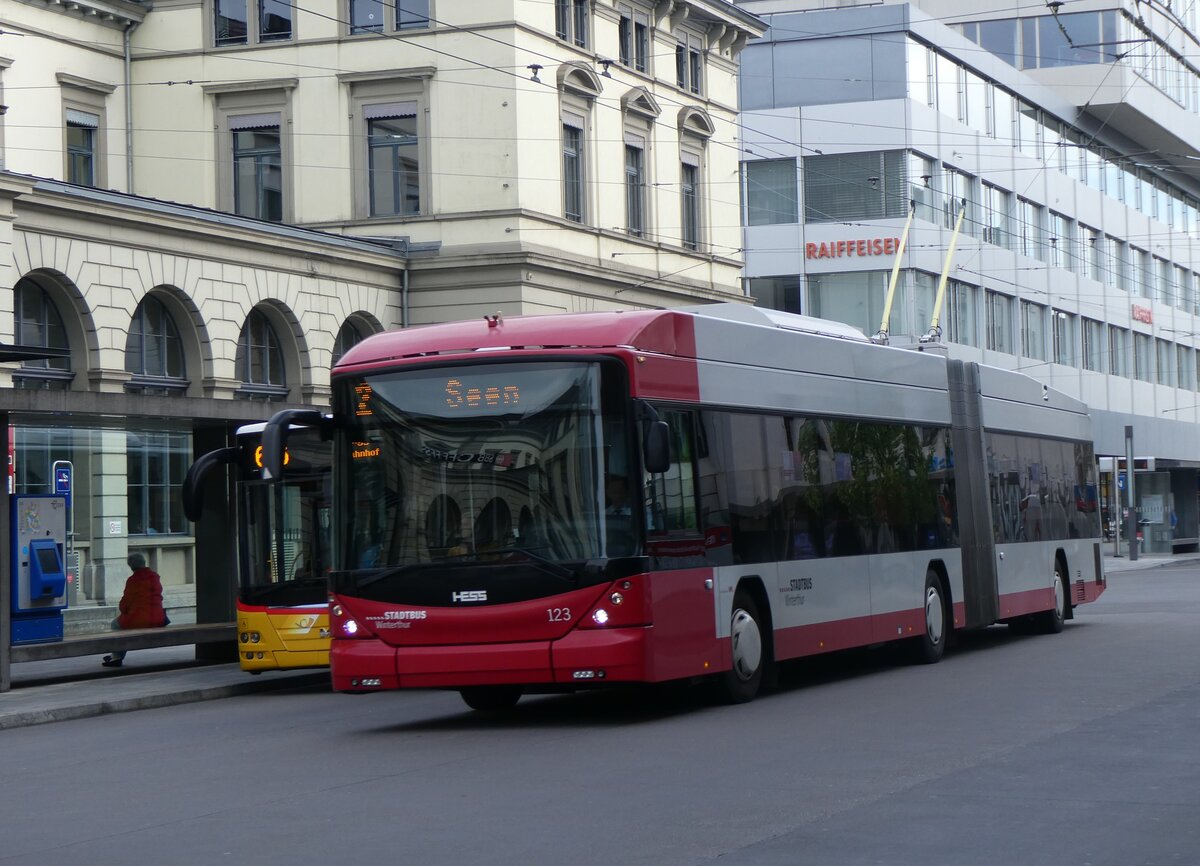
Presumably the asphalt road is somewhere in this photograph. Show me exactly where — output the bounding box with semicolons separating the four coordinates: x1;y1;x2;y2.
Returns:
2;565;1198;866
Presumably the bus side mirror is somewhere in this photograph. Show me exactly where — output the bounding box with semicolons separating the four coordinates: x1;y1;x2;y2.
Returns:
262;409;327;480
182;447;237;522
644;420;670;475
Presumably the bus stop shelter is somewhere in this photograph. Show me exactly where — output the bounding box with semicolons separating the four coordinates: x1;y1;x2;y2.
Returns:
0;345;304;691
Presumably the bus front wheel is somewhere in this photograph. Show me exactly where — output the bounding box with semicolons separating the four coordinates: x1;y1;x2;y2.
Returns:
716;591;764;704
459;685;522;712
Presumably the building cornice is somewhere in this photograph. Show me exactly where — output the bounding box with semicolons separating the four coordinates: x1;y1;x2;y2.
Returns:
200;77;299;95
16;0;145;30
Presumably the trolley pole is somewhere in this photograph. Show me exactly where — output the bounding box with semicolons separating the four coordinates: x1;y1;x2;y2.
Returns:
1125;425;1138;562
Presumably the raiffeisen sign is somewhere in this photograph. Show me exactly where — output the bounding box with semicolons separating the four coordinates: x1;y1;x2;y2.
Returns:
805;237;902;259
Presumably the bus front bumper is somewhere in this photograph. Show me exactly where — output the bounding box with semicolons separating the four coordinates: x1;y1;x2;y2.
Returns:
331;627;653;692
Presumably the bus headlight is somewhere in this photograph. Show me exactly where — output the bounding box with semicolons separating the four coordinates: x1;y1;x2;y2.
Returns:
592;609;610;626
343;618;360;637
609;592;624;605
249;632;261;644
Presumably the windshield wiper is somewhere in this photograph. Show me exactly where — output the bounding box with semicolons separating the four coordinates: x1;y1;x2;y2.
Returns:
501;546;575;580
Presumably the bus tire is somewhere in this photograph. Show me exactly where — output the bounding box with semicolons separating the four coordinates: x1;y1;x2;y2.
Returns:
716;591;764;704
459;685;522;712
1032;561;1068;635
913;568;947;665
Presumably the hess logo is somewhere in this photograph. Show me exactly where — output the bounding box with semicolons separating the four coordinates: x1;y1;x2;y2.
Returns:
452;590;487;603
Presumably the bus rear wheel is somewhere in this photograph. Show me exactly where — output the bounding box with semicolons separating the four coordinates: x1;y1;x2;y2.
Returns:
913;569;947;664
1032;562;1068;635
716;591;764;704
459;685;522;712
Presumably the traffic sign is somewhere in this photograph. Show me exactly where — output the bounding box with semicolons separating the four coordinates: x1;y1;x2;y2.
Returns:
1117;471;1126;491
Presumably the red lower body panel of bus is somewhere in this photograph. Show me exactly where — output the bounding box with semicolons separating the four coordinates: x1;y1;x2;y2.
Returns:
329;569;723;692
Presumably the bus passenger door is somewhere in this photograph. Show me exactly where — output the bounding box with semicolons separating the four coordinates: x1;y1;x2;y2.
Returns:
643;408;723;680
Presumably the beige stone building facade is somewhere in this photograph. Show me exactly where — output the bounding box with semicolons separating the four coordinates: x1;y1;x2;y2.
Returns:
0;0;763;631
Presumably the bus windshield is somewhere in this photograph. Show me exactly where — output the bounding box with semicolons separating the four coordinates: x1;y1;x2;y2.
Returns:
240;426;332;605
335;360;635;582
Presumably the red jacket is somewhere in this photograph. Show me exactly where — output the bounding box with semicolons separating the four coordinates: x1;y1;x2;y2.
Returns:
118;567;167;629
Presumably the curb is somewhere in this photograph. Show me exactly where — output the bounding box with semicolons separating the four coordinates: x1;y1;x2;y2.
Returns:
0;671;330;731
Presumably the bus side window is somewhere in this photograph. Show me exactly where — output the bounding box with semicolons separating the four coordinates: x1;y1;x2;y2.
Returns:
644;409;699;535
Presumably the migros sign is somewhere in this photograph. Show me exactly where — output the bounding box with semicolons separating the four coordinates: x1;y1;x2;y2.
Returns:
805;237;902;260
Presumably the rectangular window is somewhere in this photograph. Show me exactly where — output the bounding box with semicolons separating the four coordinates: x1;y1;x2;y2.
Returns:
982;182;1011;248
803;150;907;223
1134;332;1154;383
675;32;703;94
366;103;419;216
1052;309;1076;366
1020;300;1046;360
1178;345;1196;390
943;166;977;235
1081;226;1102;282
351;0;385;32
1132;247;1151;298
347;0;425;32
1016;197;1043;260
910;152;938;223
1114;241;1130;291
1082;318;1103;372
1109;326;1129;377
562;120;584;223
1156;257;1174;304
744;159;798;226
625;138;646;237
127;430;191;536
231;116;282;221
681;159;699;251
747;275;802;316
986;290;1013;354
556;0;589;48
618;5;649;72
809;271;903;337
215;0;293;42
1176;266;1190;311
1048;211;1071;270
66;110;98;187
215;0;249;44
950;281;979;347
1157;339;1175;387
396;0;430;30
1016;101;1041;159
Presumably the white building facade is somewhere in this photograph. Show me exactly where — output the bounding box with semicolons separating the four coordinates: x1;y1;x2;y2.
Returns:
0;0;764;636
736;0;1200;553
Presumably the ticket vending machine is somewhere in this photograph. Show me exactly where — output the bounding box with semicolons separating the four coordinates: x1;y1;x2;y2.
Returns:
10;494;69;644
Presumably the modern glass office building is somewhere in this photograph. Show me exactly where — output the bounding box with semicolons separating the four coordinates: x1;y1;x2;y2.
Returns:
737;0;1200;554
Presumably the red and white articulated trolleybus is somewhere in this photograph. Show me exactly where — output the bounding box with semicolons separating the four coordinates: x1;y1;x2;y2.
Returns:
261;305;1105;711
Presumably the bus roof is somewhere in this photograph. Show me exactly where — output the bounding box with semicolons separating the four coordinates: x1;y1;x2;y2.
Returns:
334;304;869;370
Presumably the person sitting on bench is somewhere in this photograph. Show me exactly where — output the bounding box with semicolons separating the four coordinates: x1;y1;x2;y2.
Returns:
101;553;169;668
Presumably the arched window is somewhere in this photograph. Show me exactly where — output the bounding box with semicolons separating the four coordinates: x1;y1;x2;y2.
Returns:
332;320;366;366
236;308;286;398
125;294;186;394
13;276;72;390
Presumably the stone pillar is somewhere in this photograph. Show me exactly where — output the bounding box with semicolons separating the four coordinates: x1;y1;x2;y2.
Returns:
0;174;36;390
87;428;130;603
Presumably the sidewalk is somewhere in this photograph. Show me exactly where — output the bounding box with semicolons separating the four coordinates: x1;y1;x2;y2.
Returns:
1103;549;1200;572
1;646;328;731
